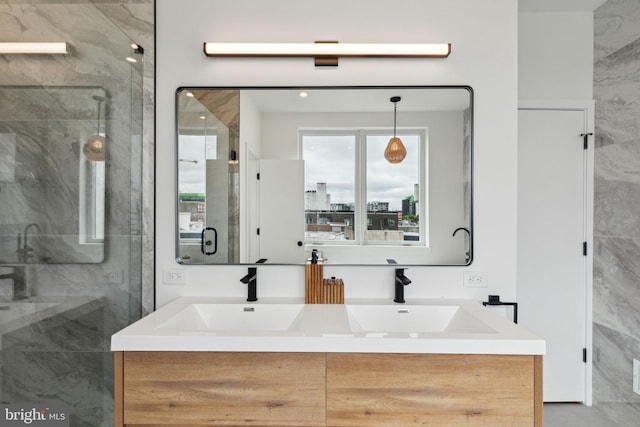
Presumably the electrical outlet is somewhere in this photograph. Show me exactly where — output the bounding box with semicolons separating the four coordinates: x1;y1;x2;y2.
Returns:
164;269;186;284
633;359;640;395
103;270;124;284
463;272;488;288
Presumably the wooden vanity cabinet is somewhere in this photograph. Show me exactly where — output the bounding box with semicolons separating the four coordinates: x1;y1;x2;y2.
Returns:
115;352;542;427
115;352;326;426
327;353;542;427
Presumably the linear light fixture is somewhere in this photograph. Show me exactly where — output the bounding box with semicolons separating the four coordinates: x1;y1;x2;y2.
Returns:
203;41;451;66
0;42;68;55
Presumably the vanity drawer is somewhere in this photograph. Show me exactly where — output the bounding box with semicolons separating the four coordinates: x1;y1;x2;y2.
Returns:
326;353;540;427
119;351;326;426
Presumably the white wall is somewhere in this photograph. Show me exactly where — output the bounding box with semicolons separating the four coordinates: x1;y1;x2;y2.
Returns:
156;0;518;308
519;12;594;99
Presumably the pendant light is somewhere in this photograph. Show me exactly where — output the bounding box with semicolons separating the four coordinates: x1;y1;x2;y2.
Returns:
83;95;106;162
384;96;407;164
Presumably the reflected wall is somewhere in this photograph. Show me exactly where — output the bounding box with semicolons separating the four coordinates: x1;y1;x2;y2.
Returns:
0;86;110;264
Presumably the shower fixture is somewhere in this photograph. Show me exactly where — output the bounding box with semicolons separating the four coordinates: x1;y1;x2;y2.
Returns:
83;95;106;162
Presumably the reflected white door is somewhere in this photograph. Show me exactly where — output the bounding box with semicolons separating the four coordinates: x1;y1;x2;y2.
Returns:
258;159;305;263
517;108;589;402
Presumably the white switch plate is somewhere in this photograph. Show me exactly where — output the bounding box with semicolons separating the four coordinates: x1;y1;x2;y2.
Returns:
164;269;186;284
633;359;640;395
463;271;488;288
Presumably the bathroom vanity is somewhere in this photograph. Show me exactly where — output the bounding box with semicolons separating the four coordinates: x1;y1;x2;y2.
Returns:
112;298;544;426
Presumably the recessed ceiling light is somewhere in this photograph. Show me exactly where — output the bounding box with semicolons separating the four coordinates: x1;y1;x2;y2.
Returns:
299;91;308;98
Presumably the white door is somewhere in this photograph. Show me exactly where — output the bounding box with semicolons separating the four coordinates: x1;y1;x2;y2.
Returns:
258;159;305;263
517;108;590;402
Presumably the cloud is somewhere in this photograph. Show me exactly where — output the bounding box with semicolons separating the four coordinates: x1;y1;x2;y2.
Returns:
304;133;421;210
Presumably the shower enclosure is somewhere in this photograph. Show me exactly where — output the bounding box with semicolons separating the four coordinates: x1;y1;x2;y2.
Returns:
0;1;147;426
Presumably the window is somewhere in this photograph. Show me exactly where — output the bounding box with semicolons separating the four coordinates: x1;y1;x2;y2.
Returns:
79;152;105;244
302;133;356;241
301;129;426;246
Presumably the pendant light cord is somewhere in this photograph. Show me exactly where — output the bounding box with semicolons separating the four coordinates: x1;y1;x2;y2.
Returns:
393;102;397;138
96;101;102;134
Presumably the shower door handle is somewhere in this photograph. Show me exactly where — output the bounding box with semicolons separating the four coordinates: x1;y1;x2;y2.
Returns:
201;227;218;256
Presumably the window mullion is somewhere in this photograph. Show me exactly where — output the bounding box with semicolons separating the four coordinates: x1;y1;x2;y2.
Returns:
420;129;428;246
356;129;366;245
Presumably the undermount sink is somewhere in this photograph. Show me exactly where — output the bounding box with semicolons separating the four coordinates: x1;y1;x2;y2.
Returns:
112;297;545;354
156;303;305;331
347;304;496;334
154;303;497;335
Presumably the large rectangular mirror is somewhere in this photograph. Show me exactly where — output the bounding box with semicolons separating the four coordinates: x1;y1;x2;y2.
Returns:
176;86;472;265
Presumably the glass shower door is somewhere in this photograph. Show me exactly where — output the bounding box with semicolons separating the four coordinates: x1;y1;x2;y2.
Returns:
0;2;146;426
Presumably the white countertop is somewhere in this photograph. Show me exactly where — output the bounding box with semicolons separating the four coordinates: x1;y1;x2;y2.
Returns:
111;297;545;355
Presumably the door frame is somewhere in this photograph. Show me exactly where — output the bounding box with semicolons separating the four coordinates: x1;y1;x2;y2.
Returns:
518;99;594;405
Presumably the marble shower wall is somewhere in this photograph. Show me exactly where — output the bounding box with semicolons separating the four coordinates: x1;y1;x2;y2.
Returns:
91;0;155;316
0;0;155;315
594;0;640;419
0;0;150;327
0;1;154;426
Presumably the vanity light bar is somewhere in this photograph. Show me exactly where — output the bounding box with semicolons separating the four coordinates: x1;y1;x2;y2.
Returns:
203;42;451;65
0;42;68;55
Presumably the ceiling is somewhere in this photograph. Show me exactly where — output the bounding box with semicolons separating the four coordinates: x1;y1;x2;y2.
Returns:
244;88;471;113
519;0;608;12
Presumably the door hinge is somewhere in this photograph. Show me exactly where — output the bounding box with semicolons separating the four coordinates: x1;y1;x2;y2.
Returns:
583;348;587;363
256;228;260;235
581;132;593;150
257;173;260;180
583;241;588;256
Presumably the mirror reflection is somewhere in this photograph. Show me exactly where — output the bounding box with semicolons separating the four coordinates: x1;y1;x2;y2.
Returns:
0;86;107;264
176;86;472;265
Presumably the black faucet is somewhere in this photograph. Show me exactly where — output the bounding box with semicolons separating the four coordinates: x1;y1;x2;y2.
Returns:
394;268;411;304
452;227;472;264
239;259;267;302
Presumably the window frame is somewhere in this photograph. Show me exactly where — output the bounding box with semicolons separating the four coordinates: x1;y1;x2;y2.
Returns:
300;127;428;248
79;152;105;244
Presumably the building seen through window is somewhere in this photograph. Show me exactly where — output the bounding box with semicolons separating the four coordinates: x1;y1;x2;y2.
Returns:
302;130;425;245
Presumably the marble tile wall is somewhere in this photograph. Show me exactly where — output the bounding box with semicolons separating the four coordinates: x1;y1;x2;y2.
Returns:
92;0;155;317
0;1;154;426
594;0;640;421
